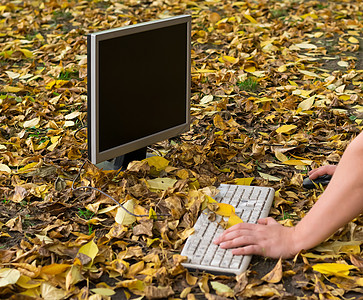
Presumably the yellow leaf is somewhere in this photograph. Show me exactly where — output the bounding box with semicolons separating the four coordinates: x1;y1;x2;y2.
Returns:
312;263;357;277
298;96;315;111
45;80;56;89
276;124;297;134
220;55;238;64
277;65;287;72
215;203;235;217
148;207;157;220
41;264;71;275
17;162;39;174
243;13;257;23
134;204;148;217
298;69;321;78
128;261;145;277
146;237;159;247
274;151;288;162
176;169;189;179
115;199;136;225
356;277;363;286
78;240;99;264
234;177;254;185
339;95;351;101
47;136;61;151
283;160;309;166
227;211;243;229
193;69;217;73
146;177;177;190
2;85;23;93
213;114;228;130
90;288;116;296
19;288;40;298
301;12;318;19
186;271;198;285
245;66;256;73
180;287;191;298
19;49;34;58
302;253;340;259
265;114;275;122
65;265;83;290
178;227;195;240
16;275;42;289
117;279;145;292
198;274;210;293
143;156;170;172
206;195;217;204
218;167;231;173
211;281;234;297
348;36;359;44
35;33;44;41
50;136;60;144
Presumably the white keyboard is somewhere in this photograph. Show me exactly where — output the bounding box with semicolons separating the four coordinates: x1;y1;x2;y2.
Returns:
181;184;274;275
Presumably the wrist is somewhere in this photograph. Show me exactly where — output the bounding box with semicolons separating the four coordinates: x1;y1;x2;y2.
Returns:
291;222;320;255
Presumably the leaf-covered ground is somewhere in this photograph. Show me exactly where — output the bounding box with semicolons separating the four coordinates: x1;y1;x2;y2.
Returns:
0;0;362;299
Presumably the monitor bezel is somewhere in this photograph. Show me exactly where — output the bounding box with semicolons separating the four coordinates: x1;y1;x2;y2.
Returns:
87;15;191;164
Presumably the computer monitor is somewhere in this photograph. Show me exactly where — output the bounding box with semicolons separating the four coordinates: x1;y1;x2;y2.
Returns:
87;15;191;169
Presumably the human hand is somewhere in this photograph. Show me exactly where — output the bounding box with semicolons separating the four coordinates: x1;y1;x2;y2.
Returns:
213;217;299;259
309;165;337;180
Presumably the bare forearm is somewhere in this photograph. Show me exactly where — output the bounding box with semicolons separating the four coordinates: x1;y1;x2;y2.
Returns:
294;133;363;252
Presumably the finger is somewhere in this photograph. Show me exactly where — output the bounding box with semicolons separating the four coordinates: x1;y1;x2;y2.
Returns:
257;217;276;225
222;222;257;235
214;227;253;244
257;218;268;225
309;165;336;179
265;217;278;225
219;235;255;249
309;167;326;179
231;245;262;256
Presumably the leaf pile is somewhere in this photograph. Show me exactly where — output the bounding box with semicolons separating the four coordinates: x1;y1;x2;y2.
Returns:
0;0;362;299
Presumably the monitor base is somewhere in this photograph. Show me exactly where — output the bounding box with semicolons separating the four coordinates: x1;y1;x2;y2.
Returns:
96;147;147;171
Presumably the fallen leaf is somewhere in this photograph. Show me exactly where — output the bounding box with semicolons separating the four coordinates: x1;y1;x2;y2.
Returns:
147;177;177;190
115;199;136;225
23;117;40;128
234;177;254;185
90;288;116;296
275;124;297;134
210;281;234;297
0;164;12;174
0;268;21;287
258;172;281;181
312;263;357;277
40;282;66;300
262;258;283;283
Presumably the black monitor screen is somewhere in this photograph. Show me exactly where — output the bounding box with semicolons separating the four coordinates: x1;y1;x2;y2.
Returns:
98;23;188;153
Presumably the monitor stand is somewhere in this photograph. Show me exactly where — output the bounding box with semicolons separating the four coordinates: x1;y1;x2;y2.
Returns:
96;147;147;171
